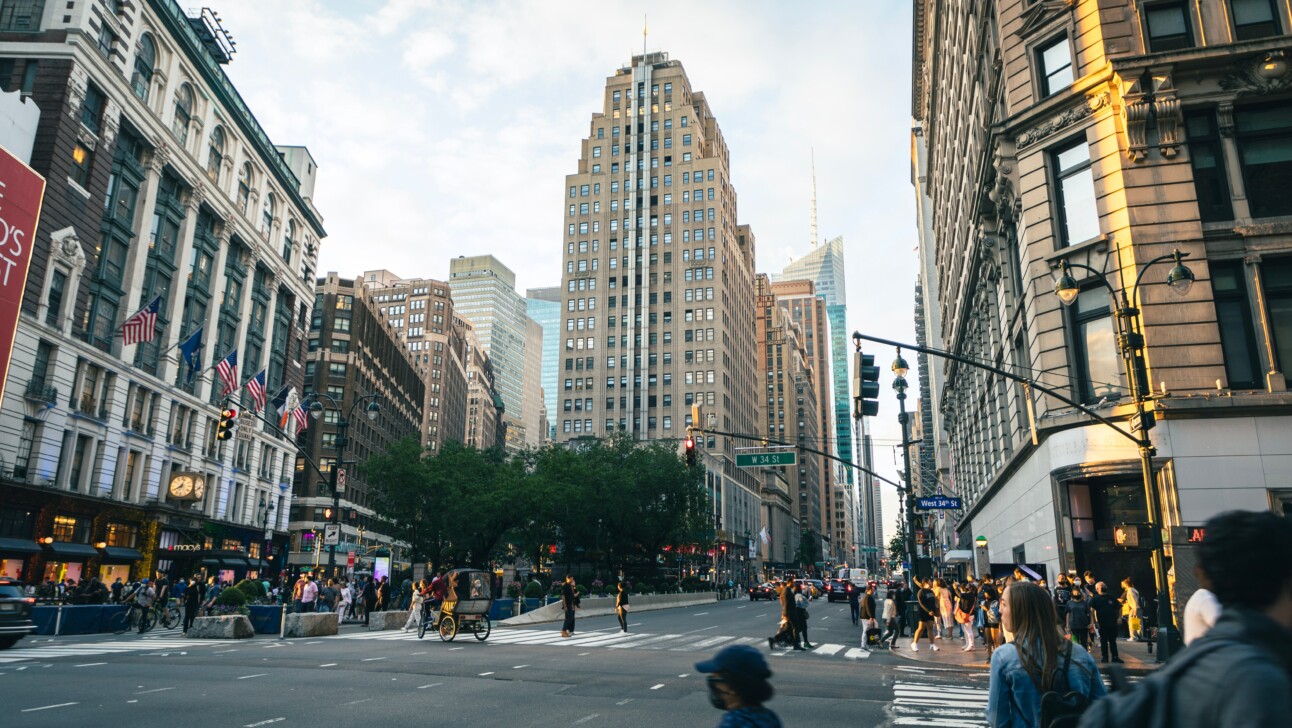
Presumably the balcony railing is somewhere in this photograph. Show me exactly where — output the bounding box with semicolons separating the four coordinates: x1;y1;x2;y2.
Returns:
23;380;58;406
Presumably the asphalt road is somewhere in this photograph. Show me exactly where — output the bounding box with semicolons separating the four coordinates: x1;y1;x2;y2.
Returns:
0;595;990;728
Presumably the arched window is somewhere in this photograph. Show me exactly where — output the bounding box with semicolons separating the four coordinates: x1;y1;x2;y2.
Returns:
172;84;193;145
206;126;224;184
237;162;252;214
132;34;155;102
282;219;295;263
262;193;276;235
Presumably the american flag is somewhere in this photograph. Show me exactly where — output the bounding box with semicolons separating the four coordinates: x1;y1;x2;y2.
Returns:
121;296;162;345
215;349;238;396
292;403;309;435
245;369;267;412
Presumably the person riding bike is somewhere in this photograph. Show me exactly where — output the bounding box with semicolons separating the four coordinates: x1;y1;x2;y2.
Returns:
128;578;157;633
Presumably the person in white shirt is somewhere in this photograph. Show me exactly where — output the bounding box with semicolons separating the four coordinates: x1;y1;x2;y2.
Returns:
1119;577;1144;641
1183;585;1222;645
300;574;319;613
880;592;899;649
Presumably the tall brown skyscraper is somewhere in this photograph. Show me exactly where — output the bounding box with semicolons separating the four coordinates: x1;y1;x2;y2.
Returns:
557;52;762;567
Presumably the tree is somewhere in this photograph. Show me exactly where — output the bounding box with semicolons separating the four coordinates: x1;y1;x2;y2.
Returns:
888;522;908;564
796;529;821;567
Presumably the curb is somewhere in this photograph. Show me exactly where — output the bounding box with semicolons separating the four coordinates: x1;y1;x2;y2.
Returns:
885;642;1162;676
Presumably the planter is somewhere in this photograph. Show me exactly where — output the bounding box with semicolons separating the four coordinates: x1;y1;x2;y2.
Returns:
284;612;339;638
187;615;254;639
366;610;409;631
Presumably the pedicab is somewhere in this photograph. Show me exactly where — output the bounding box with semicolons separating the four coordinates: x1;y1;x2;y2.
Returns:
418;568;494;642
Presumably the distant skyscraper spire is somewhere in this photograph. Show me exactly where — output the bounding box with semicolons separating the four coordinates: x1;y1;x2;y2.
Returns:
643;14;648;56
810;148;819;248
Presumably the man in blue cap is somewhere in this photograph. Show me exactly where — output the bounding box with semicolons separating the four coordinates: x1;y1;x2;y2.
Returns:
694;644;782;727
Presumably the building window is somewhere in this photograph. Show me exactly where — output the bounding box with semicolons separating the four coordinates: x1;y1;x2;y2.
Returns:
1265;256;1292;374
132;33;155;101
70;141;93;188
1144;2;1192;52
81;83;105;133
1052;138;1099;246
0;0;45;31
97;23;116;59
1185;111;1234;222
1036;35;1073;98
237;162;252;215
46;269;66;327
207;126;225;184
1211;260;1262;389
1069;287;1122;403
172;84;194;145
1235;102;1292;218
1231;0;1281;40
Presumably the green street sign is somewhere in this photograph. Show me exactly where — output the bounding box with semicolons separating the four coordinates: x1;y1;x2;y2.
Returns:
736;450;797;467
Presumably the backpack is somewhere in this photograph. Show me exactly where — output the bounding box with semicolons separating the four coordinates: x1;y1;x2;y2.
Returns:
1037;643;1091;728
1075;638;1237;728
986;599;1001;624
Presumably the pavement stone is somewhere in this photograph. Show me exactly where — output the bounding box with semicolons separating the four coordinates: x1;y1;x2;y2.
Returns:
887;628;1164;675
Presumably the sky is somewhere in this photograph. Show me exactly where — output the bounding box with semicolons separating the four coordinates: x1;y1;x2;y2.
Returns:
215;0;919;549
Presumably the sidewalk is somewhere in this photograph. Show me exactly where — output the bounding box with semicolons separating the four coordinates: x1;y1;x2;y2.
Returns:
886;630;1163;675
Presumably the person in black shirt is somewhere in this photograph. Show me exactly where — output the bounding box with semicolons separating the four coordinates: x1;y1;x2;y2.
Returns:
893;584;909;637
182;574;204;633
1052;574;1074;632
911;578;939;652
848;582;861;625
955;579;978;651
1089;581;1122;663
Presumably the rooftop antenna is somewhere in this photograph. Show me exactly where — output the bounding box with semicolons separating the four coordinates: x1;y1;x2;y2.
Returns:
643;14;648;57
810;148;819;248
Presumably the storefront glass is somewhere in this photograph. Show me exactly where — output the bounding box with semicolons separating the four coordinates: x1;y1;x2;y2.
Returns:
0;558;23;579
99;564;130;583
43;561;83;583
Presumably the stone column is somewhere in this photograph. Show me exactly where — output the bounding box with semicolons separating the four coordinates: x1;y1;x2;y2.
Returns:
119;145;170;365
157;186;202;385
1216;102;1251;221
1244;254;1288;392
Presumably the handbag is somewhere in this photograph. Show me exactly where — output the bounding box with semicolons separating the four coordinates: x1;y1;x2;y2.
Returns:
621;604;630;612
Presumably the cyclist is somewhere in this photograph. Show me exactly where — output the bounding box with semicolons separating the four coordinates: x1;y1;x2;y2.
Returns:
127;578;156;633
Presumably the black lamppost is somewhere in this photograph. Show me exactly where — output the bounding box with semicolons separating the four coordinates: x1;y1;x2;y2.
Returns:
891;351;919;585
304;392;382;578
258;494;276;578
1052;248;1194;662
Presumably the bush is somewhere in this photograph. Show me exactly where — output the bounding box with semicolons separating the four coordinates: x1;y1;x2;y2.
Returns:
234;579;264;600
524;580;545;599
216;586;248;608
576;584;589;597
507;581;522;599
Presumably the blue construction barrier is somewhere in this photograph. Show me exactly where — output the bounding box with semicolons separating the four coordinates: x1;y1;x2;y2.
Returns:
488;600;517;621
30;605;131;635
247;605;283;634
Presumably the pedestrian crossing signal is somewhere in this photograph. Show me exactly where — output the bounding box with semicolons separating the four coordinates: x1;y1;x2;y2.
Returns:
684;436;697;467
216;407;238;440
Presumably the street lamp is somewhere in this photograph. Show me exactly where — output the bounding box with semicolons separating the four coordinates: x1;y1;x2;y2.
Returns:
302;391;383;579
258;494;276;578
1051;247;1194;662
892;349;918;586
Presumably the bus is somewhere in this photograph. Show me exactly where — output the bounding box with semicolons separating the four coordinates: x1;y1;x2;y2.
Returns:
836;567;868;587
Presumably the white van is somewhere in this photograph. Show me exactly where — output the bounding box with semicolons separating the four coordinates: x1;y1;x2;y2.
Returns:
836;567;868;587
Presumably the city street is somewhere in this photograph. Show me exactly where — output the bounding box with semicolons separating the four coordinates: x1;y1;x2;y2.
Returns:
1;598;989;727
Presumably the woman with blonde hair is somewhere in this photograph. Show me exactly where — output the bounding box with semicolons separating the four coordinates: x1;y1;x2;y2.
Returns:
986;581;1106;727
935;578;955;640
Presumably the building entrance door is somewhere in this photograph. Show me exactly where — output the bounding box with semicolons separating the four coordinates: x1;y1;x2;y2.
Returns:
1067;478;1157;631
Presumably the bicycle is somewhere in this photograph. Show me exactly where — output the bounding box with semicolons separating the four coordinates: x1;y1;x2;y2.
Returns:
110;603;156;634
154;599;181;630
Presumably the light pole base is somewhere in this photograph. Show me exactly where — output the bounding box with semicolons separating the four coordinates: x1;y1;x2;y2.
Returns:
1155;623;1181;663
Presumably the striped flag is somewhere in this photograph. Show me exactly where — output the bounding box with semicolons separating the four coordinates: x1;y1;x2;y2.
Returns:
245;369;267;412
121;295;162;345
277;387;300;429
215;349;238;396
293;403;309;435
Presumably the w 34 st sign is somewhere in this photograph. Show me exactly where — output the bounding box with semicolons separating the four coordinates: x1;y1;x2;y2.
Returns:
0;145;45;405
916;495;962;510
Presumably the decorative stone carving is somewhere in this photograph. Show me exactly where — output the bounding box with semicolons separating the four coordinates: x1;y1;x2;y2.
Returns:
50;227;87;271
1220;56;1292;97
1217;102;1236;137
1016;92;1109;149
1152;73;1183;158
148;140;172;174
65;65;88;122
101;99;122;146
188;182;207;212
1016;0;1075;40
1120;74;1151;162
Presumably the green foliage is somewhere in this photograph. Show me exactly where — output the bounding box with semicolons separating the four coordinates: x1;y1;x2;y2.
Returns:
888;523;908;563
796;530;822;567
234;578;264;600
216;586;248;607
523;580;544;599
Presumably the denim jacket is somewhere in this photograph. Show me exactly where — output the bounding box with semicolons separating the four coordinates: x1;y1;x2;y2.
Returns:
986;640;1106;727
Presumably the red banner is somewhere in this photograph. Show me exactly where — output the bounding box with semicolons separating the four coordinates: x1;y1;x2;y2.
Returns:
0;144;45;405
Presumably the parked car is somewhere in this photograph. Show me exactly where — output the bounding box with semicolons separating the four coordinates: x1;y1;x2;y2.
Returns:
747;582;777;601
801;579;824;599
825;579;858;603
0;579;36;649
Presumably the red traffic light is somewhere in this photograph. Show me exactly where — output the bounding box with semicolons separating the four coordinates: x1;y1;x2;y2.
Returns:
684;437;697;466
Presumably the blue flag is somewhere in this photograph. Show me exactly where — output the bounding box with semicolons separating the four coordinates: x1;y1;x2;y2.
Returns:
177;327;204;384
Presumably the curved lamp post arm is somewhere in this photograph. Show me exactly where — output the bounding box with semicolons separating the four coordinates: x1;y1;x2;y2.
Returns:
1130;250;1192;312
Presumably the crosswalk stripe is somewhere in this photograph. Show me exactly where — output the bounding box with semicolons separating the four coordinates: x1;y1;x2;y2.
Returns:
843;647;870;659
671;635;737;652
813;643;845;656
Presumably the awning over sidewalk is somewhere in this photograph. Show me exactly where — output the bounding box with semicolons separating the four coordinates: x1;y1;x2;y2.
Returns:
43;541;101;560
944;550;974;564
98;546;144;564
0;537;41;555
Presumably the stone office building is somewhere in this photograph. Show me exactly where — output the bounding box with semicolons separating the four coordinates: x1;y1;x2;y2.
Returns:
913;0;1292;616
0;1;320;584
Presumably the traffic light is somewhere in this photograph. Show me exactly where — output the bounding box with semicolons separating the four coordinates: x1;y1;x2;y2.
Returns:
216;406;239;440
854;352;880;417
684;436;697;467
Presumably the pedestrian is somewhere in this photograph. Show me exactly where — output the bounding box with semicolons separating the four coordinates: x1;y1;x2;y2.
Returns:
182;574;203;633
936;578;955;640
400;576;414;610
911;578;939;652
362;576;377;626
1052;574;1073;632
291;574;306;613
694;644;782;727
1083;509;1292;727
768;577;800;650
956;578;978;651
299;573;318;612
792;583;814;650
1183;583;1221;646
859;584;878;650
1079;570;1097;600
560;574;579;638
615;581;630;633
403;580;425;631
980;581;1003;657
881;589;900;649
338;578;352;619
110;577;123;604
377;575;390;611
848;580;861;625
895;582;912;637
984;581;1105;727
1089;581;1122;663
1118;577;1144;641
202;576;222;615
320;578;338;613
1065;585;1093;651
133;578;156;633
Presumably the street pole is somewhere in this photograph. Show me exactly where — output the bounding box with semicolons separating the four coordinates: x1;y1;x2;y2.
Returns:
326;415;347;578
894;364;918;585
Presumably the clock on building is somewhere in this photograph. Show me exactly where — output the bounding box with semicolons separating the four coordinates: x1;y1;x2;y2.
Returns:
168;472;206;501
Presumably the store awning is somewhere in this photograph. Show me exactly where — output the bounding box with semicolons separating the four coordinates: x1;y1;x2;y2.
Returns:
43;541;101;560
99;546;144;564
944;549;974;564
201;557;223;568
0;537;41;556
222;557;253;569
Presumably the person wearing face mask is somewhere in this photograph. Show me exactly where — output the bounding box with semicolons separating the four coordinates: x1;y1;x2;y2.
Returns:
695;644;782;727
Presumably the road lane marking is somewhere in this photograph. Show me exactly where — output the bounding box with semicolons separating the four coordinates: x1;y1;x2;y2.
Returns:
677;673;689;678
573;715;600;725
411;651;427;655
244;720;286;728
513;664;528;669
75;662;107;667
579;652;590;656
237;673;267;679
449;647;464;651
479;671;494;676
361;657;386;661
616;699;633;705
21;702;79;712
305;641;322;644
134;687;175;694
417;683;442;689
342;698;373;706
650;683;665;690
320;663;337;667
693;612;709;616
214;649;238;653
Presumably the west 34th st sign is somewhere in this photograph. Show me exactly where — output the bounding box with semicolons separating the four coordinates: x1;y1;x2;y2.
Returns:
916;495;962;510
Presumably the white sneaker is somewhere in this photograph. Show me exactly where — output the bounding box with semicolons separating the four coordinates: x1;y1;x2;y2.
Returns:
932;644;939;651
910;643;919;652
